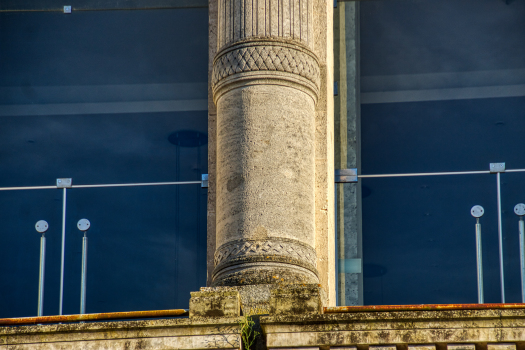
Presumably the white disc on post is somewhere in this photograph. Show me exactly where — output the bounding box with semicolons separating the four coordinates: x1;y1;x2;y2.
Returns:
77;219;91;232
35;220;49;233
514;203;525;216
471;205;484;218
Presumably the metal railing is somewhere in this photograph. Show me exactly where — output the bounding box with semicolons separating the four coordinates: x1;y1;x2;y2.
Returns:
336;163;525;304
0;309;189;326
0;175;207;318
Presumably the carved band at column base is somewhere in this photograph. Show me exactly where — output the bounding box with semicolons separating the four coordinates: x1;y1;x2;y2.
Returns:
212;238;319;286
212;262;319;287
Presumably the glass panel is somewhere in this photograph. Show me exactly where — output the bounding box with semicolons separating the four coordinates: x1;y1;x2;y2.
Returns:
362;174;502;305
346;0;525;305
0;112;207;187
0;0;207;11
500;172;525;302
0;190;62;318
63;185;206;315
360;0;525;173
0;8;208;317
361;97;525;175
0;9;208;88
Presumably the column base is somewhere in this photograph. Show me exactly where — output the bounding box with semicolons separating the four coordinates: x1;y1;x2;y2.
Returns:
191;284;325;317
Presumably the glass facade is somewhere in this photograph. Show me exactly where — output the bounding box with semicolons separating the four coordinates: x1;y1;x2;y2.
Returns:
0;7;208;317
335;0;525;305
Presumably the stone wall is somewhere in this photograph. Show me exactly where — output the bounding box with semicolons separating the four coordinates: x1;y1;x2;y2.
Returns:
0;318;241;350
2;308;525;349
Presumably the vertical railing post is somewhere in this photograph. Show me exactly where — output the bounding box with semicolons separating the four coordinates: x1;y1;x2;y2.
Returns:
35;220;49;316
57;178;72;315
514;203;525;303
490;163;506;303
471;205;485;304
497;172;505;303
59;188;66;315
77;219;91;314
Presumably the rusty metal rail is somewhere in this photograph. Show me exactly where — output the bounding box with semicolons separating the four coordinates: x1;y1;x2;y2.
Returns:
0;309;189;326
324;303;525;313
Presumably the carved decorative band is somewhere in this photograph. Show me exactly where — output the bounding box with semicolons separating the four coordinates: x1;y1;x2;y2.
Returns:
214;238;317;268
212;41;320;95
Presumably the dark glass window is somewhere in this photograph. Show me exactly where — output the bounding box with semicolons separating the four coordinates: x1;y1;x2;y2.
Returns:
0;8;208;317
360;0;525;304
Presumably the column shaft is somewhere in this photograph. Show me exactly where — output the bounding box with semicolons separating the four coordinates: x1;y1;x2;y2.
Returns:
212;0;320;286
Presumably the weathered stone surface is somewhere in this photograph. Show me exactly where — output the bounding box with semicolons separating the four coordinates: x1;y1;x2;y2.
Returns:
212;42;320;287
487;344;517;350
202;285;274;316
216;0;315;51
261;309;525;347
209;0;334;299
369;346;396;350
200;284;325;316
408;345;436;350
1;318;241;350
190;290;241;318
3;308;525;349
270;348;320;350
447;344;476;350
312;0;335;306
208;0;219;287
269;284;325;316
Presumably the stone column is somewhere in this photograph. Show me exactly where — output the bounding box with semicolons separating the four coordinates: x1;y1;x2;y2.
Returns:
211;0;321;286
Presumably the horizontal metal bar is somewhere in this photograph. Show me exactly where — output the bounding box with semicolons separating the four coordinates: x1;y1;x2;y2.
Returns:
358;170;490;178
0;309;189;325
505;169;525;173
0;181;201;191
72;181;202;188
324;303;525;314
0;186;56;191
0;0;208;12
0;6;208;12
335;169;358;183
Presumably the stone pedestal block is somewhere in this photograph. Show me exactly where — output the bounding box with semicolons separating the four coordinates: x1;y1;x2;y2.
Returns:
189;290;241;318
269;284;325;315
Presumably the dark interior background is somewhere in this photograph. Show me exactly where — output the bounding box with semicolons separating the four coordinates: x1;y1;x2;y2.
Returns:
0;8;208;317
360;0;525;304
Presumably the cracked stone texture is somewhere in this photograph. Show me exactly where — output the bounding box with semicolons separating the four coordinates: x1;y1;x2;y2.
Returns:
208;0;334;305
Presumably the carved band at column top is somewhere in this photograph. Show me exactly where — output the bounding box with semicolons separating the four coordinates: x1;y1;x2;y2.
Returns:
212;41;320;96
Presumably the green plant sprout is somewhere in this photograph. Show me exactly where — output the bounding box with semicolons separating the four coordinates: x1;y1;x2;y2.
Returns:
238;316;260;350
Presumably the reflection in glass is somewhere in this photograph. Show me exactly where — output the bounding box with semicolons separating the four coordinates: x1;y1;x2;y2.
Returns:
0;8;208;317
357;0;525;305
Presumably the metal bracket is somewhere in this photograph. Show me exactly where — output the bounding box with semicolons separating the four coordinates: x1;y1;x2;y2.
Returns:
63;5;71;13
335;169;358;183
490;163;505;173
201;174;208;188
56;178;72;188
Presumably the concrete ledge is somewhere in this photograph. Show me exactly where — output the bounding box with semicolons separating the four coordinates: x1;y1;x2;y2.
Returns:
0;317;241;349
447;344;476;350
261;309;525;348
